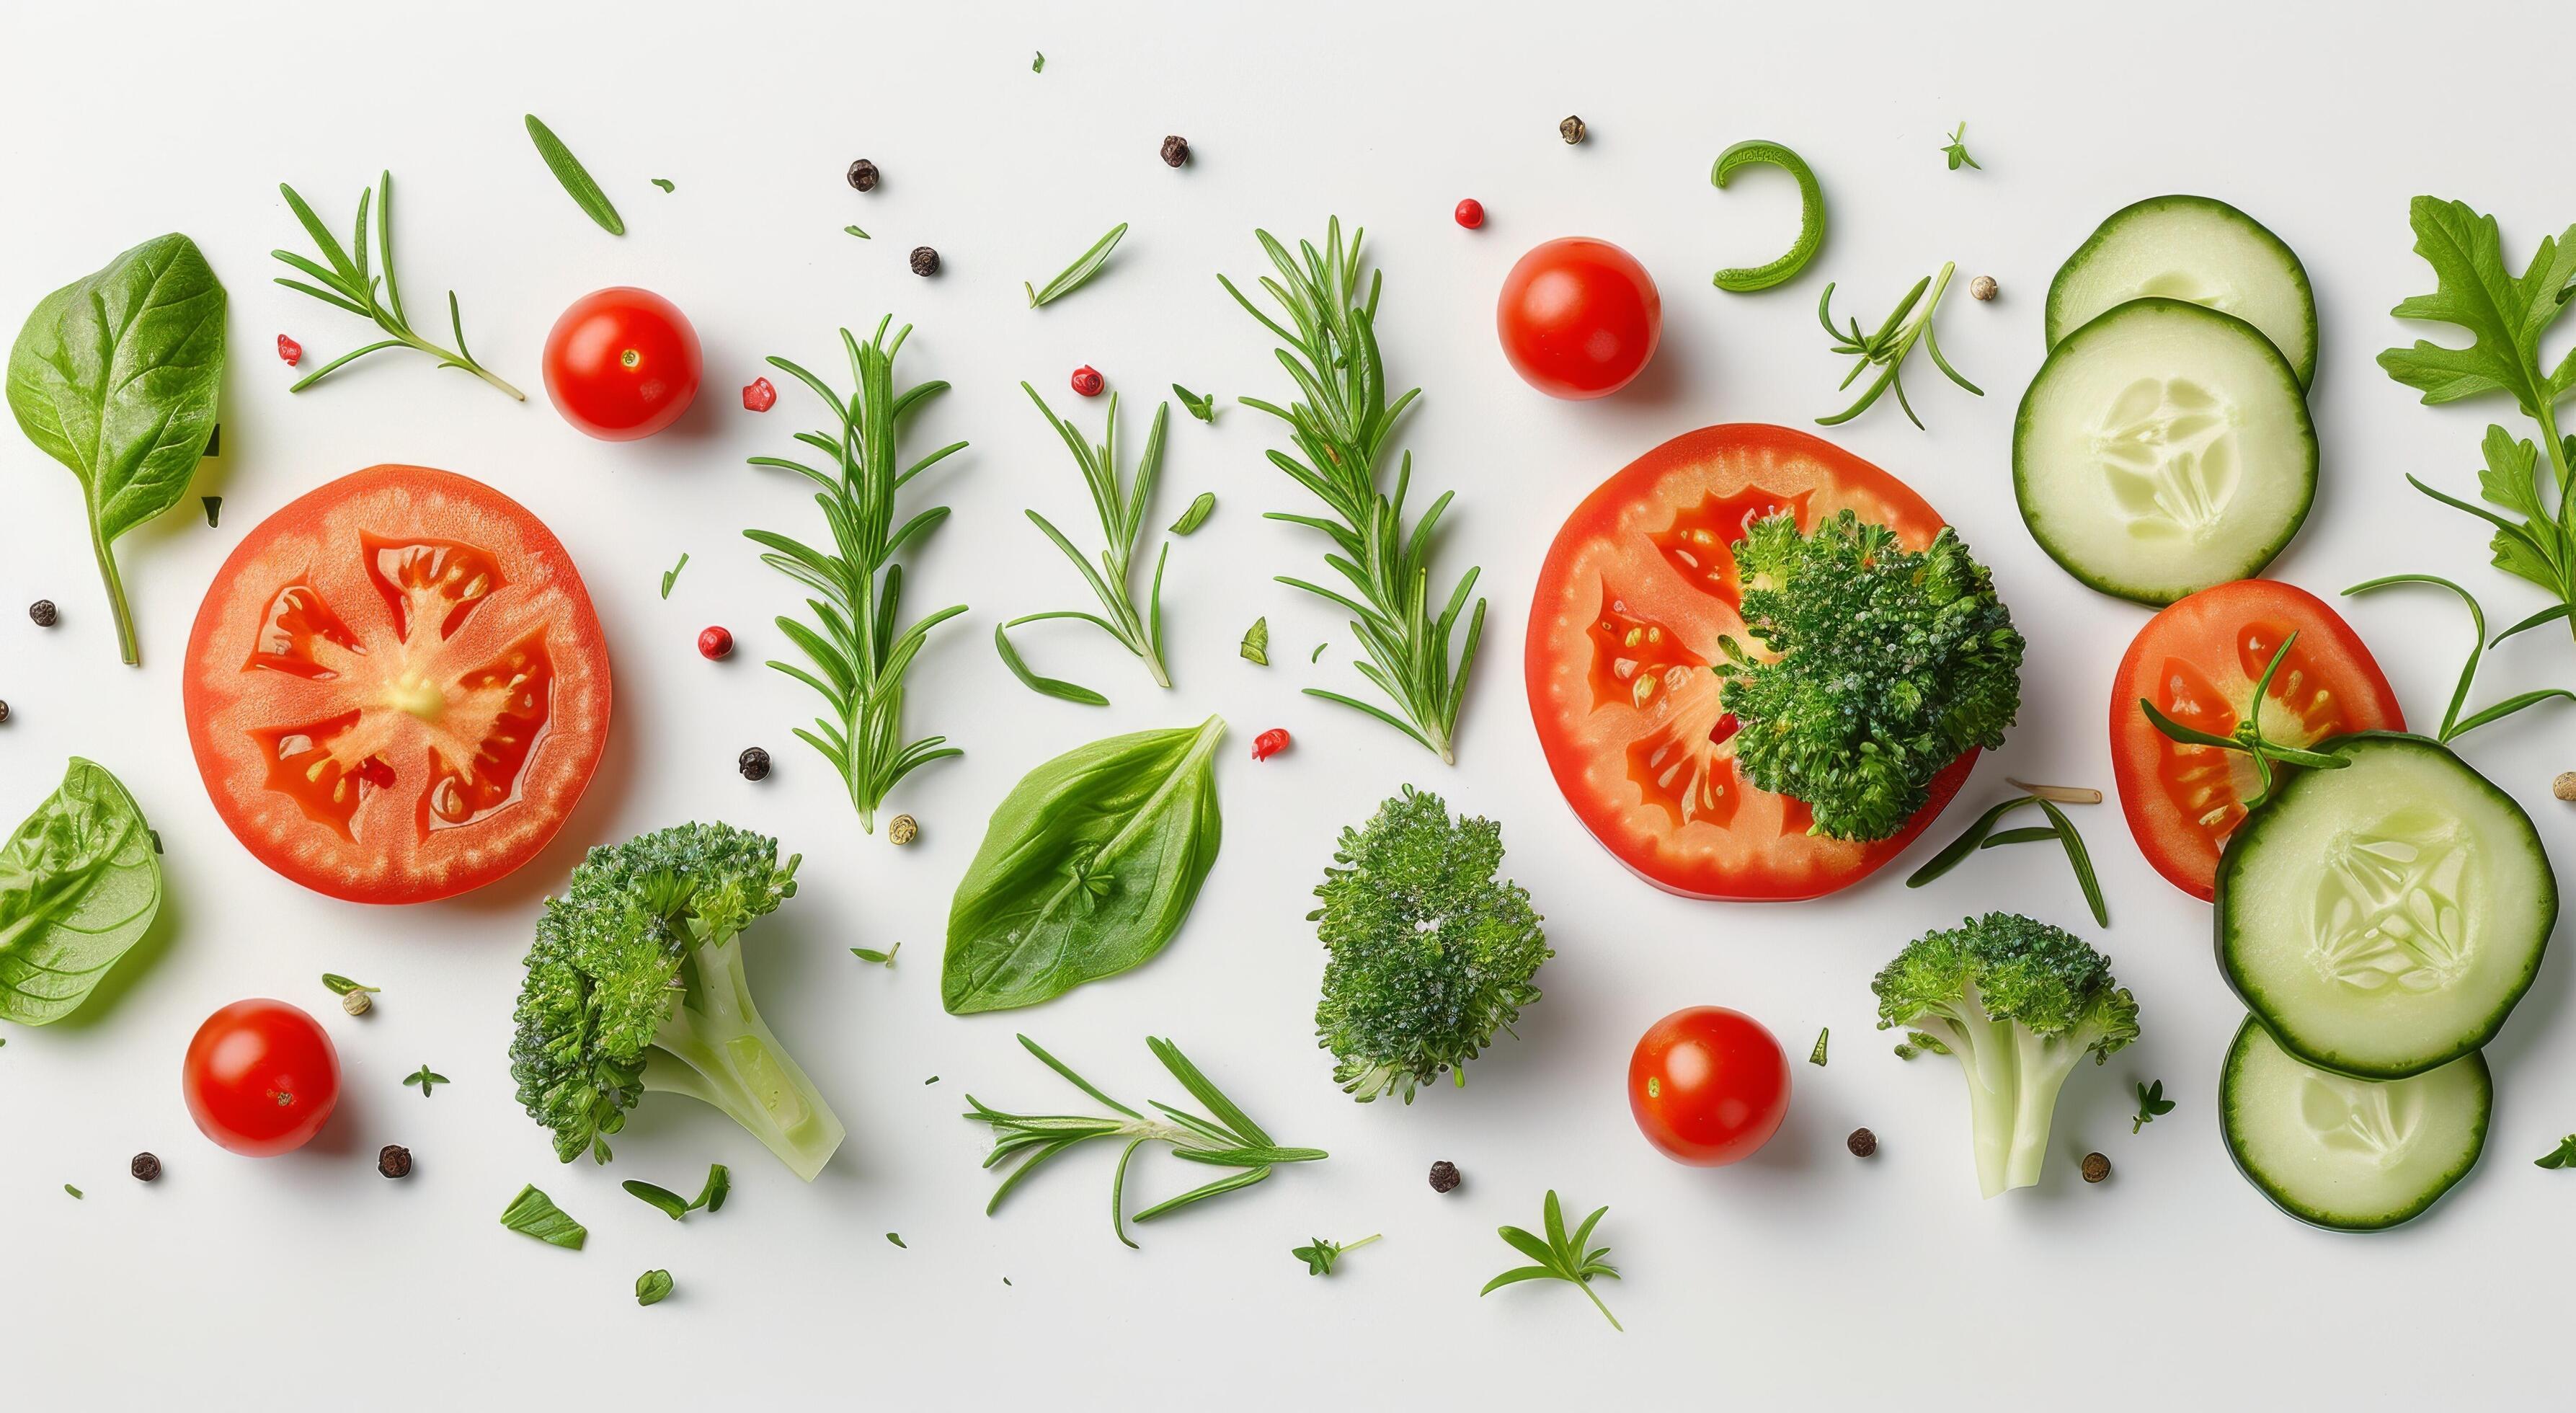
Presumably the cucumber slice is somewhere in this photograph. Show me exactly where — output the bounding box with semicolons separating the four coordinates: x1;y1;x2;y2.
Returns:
2220;1017;2487;1231
2045;195;2317;387
2218;733;2555;1079
2013;298;2317;606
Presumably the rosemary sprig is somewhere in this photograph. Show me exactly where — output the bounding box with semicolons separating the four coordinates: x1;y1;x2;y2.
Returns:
2138;632;2352;812
1815;261;1980;429
995;386;1173;704
745;316;968;833
524;114;625;235
1026;223;1129;308
1480;1190;1621;1331
2343;573;2576;740
1222;219;1485;762
1908;782;2110;926
966;1035;1326;1249
270;170;524;399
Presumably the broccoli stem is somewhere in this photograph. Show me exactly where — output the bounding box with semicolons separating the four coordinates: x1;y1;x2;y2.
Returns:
644;930;847;1182
1924;1001;2090;1197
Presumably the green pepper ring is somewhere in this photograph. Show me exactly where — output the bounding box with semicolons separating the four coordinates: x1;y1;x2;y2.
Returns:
1710;141;1825;293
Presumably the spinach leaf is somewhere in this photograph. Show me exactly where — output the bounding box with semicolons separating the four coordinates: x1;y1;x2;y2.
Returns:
6;234;227;665
0;758;164;1025
942;717;1224;1014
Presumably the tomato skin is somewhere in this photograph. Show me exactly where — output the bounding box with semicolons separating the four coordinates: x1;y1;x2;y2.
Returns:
541;287;702;440
1628;1006;1790;1166
184;1000;340;1157
1496;237;1661;399
2110;580;2403;900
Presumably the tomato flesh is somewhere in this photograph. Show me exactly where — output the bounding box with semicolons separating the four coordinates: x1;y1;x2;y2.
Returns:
2110;580;2403;900
542;286;703;440
183;999;340;1157
1526;423;1977;900
1496;236;1662;399
1628;1006;1790;1166
184;466;611;903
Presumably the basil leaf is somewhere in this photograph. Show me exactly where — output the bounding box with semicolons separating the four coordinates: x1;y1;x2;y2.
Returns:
7;234;226;665
942;717;1225;1014
0;758;164;1025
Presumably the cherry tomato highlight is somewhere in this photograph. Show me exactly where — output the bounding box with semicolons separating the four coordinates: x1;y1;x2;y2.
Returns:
1628;1006;1790;1166
742;376;778;412
1496;236;1661;399
1454;198;1485;229
542;287;703;440
183;999;341;1157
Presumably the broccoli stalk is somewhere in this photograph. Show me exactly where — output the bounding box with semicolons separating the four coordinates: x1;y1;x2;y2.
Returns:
1873;913;2138;1197
510;823;847;1181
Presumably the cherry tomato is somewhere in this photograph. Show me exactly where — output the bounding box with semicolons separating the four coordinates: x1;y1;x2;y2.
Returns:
1496;236;1661;399
541;287;703;440
1627;1006;1790;1166
184;1000;341;1156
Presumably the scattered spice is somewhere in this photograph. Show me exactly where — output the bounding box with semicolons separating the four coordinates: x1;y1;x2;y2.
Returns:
1429;1159;1462;1193
203;496;222;527
277;334;302;366
404;1064;449;1097
130;1152;161;1182
909;246;941;277
1558;115;1587;144
1970;275;1998;301
698;626;734;660
2554;771;2576;802
0;702;11;726
1070;365;1105;397
1251;727;1291;762
2082;1151;2111;1183
738;746;772;781
341;989;372;1016
1847;1128;1877;1158
888;813;919;846
742;376;778;412
636;1269;675;1306
1454;198;1485;229
846;159;880;192
378;1144;413;1179
30;600;58;627
1160;135;1191;167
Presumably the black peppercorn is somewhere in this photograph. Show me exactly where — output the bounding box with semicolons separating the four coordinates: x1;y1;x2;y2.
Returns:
0;701;9;725
2082;1151;2110;1183
908;246;941;277
30;599;58;627
1160;135;1190;167
1428;1159;1461;1193
378;1144;412;1179
846;159;880;192
739;745;772;781
1847;1128;1877;1158
130;1152;161;1182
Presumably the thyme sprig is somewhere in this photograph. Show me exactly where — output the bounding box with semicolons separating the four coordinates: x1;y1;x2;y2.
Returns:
1480;1190;1621;1331
270;170;524;399
1908;782;2110;927
2343;573;2576;740
1815;261;1981;429
995;387;1174;704
745;316;968;833
1222;219;1485;761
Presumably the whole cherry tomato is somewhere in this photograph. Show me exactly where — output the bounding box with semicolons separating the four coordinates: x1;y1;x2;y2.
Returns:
1627;1006;1790;1166
1496;237;1661;399
184;999;341;1156
542;287;703;440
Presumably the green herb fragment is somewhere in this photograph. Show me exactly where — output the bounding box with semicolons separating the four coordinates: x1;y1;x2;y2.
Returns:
1480;1190;1620;1331
1026;223;1129;308
500;1184;587;1249
1907;785;2107;926
997;388;1176;702
1809;1028;1829;1066
1171;384;1217;423
1893;1042;1917;1060
1169;492;1217;536
405;1064;448;1097
623;1179;691;1220
0;759;164;1025
1033;51;1044;71
321;973;377;997
1292;1232;1380;1275
635;1270;673;1306
745;317;967;833
525;115;626;236
1224;220;1484;761
203;496;222;527
1240;616;1269;665
693;1164;730;1213
2132;1079;2175;1133
651;179;675;193
64;1184;81;1199
660;553;688;600
843;225;871;240
1940;122;1981;171
1311;643;1327;663
925;1076;939;1084
1816;263;1981;428
2138;633;2353;815
2537;1135;2576;1169
2343;575;2575;740
851;943;900;966
271;171;525;399
886;1231;907;1247
966;1034;1325;1247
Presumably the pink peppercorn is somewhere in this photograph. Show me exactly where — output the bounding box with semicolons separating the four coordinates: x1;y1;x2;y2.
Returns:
742;377;778;412
1454;199;1485;229
698;626;734;660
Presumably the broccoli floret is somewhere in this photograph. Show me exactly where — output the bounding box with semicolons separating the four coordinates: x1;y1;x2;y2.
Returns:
1872;912;2138;1197
509;822;847;1181
1716;510;2024;841
1311;787;1550;1102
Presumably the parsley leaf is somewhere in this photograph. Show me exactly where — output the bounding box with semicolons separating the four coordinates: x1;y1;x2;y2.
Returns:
1940;122;1980;172
2536;1135;2576;1169
1291;1232;1380;1275
2132;1078;2175;1133
404;1064;448;1097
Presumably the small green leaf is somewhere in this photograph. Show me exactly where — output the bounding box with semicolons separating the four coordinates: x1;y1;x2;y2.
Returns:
2132;1078;2175;1133
692;1164;731;1213
404;1064;448;1097
844;225;870;240
1940;121;1980;171
1240;616;1269;665
850;942;900;966
499;1184;587;1249
622;1179;691;1220
660;552;688;600
1808;1027;1829;1066
650;178;675;194
1032;51;1044;72
321;973;377;997
525;114;625;236
1026;223;1129;308
64;1184;81;1199
2537;1135;2576;1169
1310;643;1326;663
995;621;1111;706
1171;384;1217;422
635;1269;674;1306
886;1231;907;1248
1168;492;1217;536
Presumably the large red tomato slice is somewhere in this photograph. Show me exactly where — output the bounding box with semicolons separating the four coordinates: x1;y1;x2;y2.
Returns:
2109;580;2402;900
182;466;612;903
1526;424;1978;900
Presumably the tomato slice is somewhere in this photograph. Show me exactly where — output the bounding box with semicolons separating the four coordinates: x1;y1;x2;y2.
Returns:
183;466;612;903
2109;579;2403;900
1525;424;1978;900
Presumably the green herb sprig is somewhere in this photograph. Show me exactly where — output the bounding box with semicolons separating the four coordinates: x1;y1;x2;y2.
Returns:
1480;1190;1620;1331
2133;1080;2175;1133
745;316;968;833
2138;633;2350;812
851;942;900;966
525;115;625;235
660;553;688;600
1816;262;1981;428
995;388;1175;704
404;1064;448;1097
1026;223;1128;308
1907;781;2108;926
2537;1135;2576;1168
965;1035;1325;1249
2343;574;2575;739
1223;220;1485;762
1940;122;1981;171
1171;384;1218;423
619;1165;730;1220
1292;1232;1380;1275
271;171;524;399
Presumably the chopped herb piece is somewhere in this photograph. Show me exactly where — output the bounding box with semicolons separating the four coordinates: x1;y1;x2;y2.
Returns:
1808;1027;1829;1066
525;114;626;235
1240;616;1269;665
623;1179;692;1220
64;1184;82;1199
2537;1135;2576;1169
1292;1232;1381;1276
1310;643;1327;663
404;1064;449;1097
1169;491;1217;536
693;1164;730;1213
886;1231;907;1248
851;942;900;966
499;1184;587;1249
660;552;688;599
321;973;376;997
1032;52;1044;72
925;1076;939;1084
2132;1080;2175;1133
203;496;222;527
1026;223;1130;309
636;1269;674;1306
843;225;871;239
1171;384;1217;423
1940;122;1981;171
651;178;675;193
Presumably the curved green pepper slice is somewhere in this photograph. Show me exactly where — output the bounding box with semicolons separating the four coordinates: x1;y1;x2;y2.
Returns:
1710;141;1825;293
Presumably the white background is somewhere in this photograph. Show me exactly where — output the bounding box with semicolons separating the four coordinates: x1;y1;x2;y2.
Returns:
4;1;2571;1407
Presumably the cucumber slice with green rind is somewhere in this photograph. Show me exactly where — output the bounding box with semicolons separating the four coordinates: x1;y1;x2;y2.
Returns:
2220;1016;2488;1232
2014;298;2317;606
2217;732;2555;1080
2045;195;2317;387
